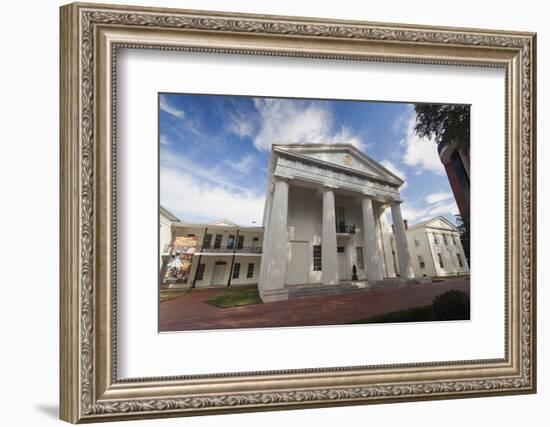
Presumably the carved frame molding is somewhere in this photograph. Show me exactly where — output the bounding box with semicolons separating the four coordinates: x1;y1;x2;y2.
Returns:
60;2;536;423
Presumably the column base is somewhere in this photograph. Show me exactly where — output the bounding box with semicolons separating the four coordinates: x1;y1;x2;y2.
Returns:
259;287;289;303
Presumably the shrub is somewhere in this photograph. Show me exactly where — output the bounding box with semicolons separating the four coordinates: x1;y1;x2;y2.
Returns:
432;290;470;321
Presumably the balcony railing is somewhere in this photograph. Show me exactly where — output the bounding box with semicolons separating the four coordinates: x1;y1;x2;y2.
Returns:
165;242;263;255
336;224;356;234
200;245;262;254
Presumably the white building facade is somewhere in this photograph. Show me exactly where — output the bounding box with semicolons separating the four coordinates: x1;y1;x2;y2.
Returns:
398;216;470;278
258;144;414;302
161;218;263;289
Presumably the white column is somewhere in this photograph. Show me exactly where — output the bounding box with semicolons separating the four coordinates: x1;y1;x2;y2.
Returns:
262;183;273;229
374;205;388;277
322;186;338;285
379;208;396;277
259;178;289;291
361;196;384;281
390;201;415;279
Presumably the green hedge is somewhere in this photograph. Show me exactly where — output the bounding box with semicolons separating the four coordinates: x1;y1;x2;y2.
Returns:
432;290;470;321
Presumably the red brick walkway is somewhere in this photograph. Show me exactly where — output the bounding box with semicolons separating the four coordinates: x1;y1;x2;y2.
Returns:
159;279;470;332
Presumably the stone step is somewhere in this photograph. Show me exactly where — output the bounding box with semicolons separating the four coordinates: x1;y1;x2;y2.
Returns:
288;284;364;299
287;279;425;299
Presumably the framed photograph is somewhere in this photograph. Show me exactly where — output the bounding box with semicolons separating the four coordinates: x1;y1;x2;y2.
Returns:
60;2;536;423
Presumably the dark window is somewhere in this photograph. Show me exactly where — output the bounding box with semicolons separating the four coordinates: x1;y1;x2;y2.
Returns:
247;263;254;278
443;234;448;245
313;245;322;271
227;234;235;250
196;263;206;280
186;233;195;237
457;254;464;267
433;233;439;244
451;150;470;190
356;247;364;270
418;255;426;269
335;207;345;232
236;235;244;249
337;246;345;253
252;237;259;242
232;263;241;279
214;234;222;249
437;253;444;268
202;234;212;249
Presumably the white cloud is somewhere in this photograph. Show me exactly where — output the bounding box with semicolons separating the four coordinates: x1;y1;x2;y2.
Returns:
161;149;250;193
392;111;409;132
160;134;169;145
380;160;407;188
252;99;367;151
225;108;256;138
330;126;366;151
160;95;185;118
400;200;459;224
425;191;453;204
230;154;256;174
161;167;265;226
397;107;445;176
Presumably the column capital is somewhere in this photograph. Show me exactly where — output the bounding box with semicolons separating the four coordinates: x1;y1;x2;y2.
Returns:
373;195;397;205
322;182;339;191
272;175;292;191
273;174;293;182
361;192;375;199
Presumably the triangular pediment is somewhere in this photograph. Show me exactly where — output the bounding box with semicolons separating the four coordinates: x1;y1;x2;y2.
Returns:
273;144;404;186
423;216;457;231
208;218;238;227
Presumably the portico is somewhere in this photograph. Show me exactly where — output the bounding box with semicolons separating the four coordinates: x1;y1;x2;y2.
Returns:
259;143;415;302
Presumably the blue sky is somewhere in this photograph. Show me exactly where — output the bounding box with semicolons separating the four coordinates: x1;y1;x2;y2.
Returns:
159;93;460;227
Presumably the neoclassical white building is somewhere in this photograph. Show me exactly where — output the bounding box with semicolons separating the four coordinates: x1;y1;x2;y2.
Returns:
258;144;414;302
395;216;470;278
159;144;468;302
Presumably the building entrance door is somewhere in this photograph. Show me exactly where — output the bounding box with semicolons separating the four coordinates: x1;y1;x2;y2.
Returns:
287;241;309;285
337;246;348;280
212;262;226;286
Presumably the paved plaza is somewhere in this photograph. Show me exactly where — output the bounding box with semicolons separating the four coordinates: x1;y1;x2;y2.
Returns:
159;279;470;332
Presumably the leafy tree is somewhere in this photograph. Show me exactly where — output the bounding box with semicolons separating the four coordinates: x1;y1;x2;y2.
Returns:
455;214;470;264
414;104;470;151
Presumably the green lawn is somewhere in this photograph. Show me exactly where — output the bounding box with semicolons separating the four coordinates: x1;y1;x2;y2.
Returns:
352;305;435;324
160;289;189;303
205;287;262;308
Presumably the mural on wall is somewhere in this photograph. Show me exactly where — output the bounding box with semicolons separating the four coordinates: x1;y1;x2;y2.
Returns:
164;235;198;284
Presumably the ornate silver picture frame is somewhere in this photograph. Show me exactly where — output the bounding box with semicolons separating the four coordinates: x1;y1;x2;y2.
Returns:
60;2;536;423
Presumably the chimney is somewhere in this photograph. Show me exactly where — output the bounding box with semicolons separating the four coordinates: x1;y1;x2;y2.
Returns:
403;219;408;230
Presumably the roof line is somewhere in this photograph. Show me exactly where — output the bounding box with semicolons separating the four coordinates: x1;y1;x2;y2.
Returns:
408;215;458;231
159;205;179;222
272;144;405;186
